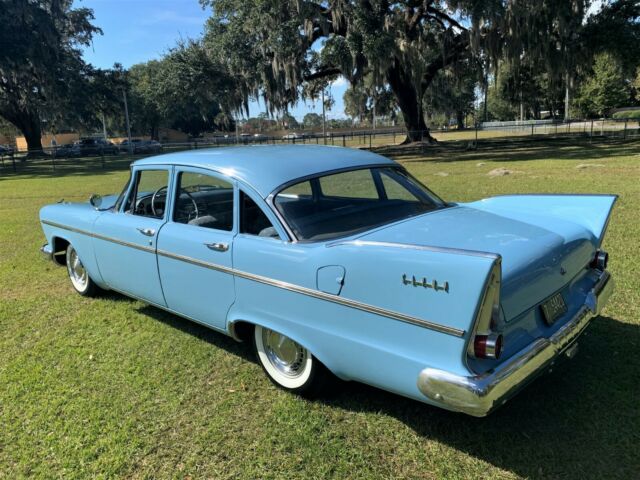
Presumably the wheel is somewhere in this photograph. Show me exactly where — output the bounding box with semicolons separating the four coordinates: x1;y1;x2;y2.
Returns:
253;325;330;396
65;245;99;297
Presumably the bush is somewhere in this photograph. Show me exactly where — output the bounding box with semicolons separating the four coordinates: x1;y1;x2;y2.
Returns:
612;110;640;120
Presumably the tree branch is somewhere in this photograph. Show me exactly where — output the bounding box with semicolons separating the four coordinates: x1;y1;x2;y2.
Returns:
303;67;342;82
426;6;468;31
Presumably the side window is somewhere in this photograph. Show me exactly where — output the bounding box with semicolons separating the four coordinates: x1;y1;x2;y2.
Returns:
319;169;379;199
380;170;420;201
174;171;234;231
240;191;279;238
125;169;169;219
280;180;312;198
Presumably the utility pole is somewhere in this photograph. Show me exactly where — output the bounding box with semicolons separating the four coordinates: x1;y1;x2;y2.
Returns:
321;88;326;138
101;113;107;140
122;89;132;153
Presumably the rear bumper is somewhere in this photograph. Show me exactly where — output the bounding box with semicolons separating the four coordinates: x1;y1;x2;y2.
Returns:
417;269;614;417
41;243;53;261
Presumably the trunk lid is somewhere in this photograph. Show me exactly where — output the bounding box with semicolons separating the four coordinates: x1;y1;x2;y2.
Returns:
356;205;595;320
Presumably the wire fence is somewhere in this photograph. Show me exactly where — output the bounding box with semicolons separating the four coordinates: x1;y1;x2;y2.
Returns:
1;117;639;176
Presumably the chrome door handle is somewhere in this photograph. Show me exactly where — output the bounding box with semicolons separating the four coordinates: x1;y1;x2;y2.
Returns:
137;227;156;237
205;242;229;252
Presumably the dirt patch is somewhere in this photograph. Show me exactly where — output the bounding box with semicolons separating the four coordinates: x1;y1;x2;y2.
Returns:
487;168;519;177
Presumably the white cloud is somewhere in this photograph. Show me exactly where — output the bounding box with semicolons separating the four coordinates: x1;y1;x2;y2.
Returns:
331;76;348;88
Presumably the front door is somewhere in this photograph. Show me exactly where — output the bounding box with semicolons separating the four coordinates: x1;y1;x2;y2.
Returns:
156;168;236;330
93;167;171;305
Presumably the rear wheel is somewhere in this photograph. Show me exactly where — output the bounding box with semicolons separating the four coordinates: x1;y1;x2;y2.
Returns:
253;325;330;396
66;245;99;297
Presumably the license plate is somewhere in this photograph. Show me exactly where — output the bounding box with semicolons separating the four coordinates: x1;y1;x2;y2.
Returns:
541;293;567;325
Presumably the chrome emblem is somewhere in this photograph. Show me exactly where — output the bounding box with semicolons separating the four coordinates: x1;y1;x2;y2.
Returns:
560;266;567;275
402;274;449;292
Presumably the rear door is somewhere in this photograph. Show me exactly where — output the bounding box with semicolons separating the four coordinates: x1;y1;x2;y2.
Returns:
156;167;236;330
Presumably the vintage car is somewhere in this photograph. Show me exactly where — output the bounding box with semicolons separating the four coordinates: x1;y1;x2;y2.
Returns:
39;145;616;416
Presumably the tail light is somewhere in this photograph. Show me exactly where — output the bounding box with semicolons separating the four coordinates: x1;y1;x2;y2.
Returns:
468;260;505;360
590;250;608;271
474;334;504;359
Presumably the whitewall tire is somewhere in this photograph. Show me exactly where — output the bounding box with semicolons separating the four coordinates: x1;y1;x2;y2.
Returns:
253;325;329;395
66;245;98;297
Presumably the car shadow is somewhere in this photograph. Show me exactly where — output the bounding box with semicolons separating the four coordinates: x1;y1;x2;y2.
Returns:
318;315;639;479
100;292;639;478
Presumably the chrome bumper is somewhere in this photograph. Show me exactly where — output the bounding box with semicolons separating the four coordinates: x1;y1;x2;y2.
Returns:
417;270;614;417
41;243;53;261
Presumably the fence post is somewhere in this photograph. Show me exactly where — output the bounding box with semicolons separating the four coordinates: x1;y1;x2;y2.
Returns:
531;123;534;136
623;120;627;140
101;148;105;169
567;121;570;134
12;154;17;173
51;152;56;172
342;135;346;147
601;118;605;136
555;122;558;135
369;133;372;149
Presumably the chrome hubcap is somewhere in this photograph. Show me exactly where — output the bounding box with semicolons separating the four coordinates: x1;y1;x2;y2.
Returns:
262;328;308;378
67;248;88;290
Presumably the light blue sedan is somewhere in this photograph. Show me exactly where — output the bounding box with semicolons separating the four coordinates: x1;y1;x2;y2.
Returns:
39;145;616;416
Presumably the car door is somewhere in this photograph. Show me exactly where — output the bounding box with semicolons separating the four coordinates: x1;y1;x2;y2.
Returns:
93;166;172;305
156;167;236;330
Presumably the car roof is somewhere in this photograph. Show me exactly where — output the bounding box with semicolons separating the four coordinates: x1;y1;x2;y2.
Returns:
133;145;396;197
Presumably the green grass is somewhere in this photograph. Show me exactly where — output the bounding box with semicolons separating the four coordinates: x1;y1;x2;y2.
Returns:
1;139;639;479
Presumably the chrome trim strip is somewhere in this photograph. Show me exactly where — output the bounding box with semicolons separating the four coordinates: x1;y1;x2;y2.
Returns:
329;240;501;260
417;268;614;416
43;219;465;337
42;219;156;254
156;248;465;337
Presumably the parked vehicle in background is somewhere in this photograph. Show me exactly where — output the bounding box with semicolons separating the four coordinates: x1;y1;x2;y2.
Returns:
73;138;118;156
0;144;14;156
119;138;146;154
143;140;163;153
38;145;616;416
51;143;77;158
282;132;303;140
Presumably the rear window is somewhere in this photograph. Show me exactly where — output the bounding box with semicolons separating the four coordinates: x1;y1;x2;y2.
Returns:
274;167;445;241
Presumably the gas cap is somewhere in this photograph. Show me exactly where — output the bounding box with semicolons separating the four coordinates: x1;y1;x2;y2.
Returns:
316;265;346;295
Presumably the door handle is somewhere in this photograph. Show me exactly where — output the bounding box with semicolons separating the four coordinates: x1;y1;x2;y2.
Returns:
137;227;156;237
205;242;229;252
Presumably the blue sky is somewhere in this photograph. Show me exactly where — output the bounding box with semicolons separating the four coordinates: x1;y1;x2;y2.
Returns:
74;0;348;120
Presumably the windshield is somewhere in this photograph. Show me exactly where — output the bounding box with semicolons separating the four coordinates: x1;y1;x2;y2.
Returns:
274;167;446;241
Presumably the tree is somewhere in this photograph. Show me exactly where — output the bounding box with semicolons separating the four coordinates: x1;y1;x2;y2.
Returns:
0;0;101;152
202;1;596;144
126;41;240;138
303;113;322;129
424;60;478;128
575;53;630;117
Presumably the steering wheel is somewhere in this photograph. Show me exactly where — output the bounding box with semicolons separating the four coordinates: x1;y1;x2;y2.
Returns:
180;188;199;222
151;186;168;217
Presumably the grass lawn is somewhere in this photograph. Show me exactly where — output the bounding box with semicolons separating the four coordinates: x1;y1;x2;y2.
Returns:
0;139;638;479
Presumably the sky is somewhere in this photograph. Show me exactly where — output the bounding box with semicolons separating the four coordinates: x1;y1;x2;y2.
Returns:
74;0;348;121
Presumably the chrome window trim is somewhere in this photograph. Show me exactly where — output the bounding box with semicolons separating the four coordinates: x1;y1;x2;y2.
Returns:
42;220;464;337
329;240;501;260
266;165;449;244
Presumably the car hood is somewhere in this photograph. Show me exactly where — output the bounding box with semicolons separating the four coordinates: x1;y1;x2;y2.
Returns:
356;205;595;319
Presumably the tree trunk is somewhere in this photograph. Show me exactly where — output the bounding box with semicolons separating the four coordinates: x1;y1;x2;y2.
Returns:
456;110;465;130
1;106;43;155
386;61;433;144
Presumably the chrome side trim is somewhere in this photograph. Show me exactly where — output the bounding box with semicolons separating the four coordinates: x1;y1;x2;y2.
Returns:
43;219;465;337
156;248;465;337
329;240;500;260
42;219;156;254
417;268;615;416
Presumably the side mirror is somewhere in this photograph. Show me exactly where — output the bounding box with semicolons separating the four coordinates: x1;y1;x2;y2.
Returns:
89;194;103;209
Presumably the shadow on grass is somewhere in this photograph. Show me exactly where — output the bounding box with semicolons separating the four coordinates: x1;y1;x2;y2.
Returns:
110;294;638;479
320;315;639;479
377;137;640;165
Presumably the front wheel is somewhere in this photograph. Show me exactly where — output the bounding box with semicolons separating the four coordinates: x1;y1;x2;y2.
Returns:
253;325;330;396
66;245;99;297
